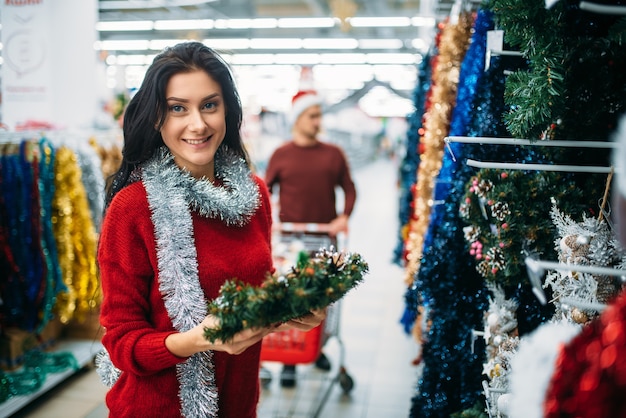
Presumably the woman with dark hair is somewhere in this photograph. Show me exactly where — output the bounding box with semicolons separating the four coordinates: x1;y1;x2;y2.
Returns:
97;41;325;417
105;41;248;206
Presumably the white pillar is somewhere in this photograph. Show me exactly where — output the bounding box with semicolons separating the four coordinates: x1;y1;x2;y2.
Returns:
2;0;99;131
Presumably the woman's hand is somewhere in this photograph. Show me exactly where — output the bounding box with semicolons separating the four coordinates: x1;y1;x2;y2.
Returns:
166;315;276;357
275;308;327;332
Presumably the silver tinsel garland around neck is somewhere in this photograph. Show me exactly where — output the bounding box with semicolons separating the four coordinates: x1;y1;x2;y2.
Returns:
145;145;261;226
96;145;261;417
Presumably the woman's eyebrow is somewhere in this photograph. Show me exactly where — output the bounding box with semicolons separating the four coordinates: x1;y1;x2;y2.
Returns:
166;93;221;102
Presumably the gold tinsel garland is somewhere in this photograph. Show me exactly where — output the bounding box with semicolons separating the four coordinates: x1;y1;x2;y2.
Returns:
89;137;122;180
403;13;474;286
51;146;99;324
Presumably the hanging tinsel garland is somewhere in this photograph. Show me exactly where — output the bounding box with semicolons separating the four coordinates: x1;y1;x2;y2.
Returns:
204;248;368;343
394;50;434;268
491;111;626;417
403;12;474;286
461;0;620;345
0;140;70;332
406;0;623;415
1;145;41;331
402;8;494;336
36;139;65;333
0;347;78;404
422;8;495;280
398;50;436;335
51;147;100;325
72;139;106;232
409;51;525;418
399;24;442;280
19;141;47;332
400;8;496;368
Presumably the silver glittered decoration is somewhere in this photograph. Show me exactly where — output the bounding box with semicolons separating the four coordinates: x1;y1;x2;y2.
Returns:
482;284;519;418
545;201;626;322
97;146;260;417
73;142;106;231
156;145;261;226
95;350;121;388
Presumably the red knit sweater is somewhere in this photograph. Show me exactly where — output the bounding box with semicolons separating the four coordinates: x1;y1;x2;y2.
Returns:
98;176;273;418
264;141;357;223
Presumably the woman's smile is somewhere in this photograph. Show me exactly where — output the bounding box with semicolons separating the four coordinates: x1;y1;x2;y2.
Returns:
184;137;210;145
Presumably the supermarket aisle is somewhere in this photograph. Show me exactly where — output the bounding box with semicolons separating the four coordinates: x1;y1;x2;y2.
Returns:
257;155;420;418
8;156;421;418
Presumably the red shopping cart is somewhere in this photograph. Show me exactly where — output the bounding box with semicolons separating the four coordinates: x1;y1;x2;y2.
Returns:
258;223;354;418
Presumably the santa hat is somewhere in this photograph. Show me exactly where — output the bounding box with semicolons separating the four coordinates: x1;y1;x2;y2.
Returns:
289;90;323;125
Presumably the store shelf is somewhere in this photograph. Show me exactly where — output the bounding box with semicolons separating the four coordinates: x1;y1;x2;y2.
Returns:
0;339;103;418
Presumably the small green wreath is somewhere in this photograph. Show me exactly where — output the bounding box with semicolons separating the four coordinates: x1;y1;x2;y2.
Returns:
204;248;369;342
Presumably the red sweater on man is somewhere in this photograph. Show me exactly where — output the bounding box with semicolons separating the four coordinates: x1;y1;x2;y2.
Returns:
98;177;273;418
264;141;356;223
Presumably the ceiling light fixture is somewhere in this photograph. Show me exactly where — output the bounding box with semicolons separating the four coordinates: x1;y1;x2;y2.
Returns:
96;21;154;31
249;38;303;49
302;38;359;49
204;38;251;50
348;17;411;27
104;52;420;67
95;37;413;52
277;17;336;28
366;53;418;65
214;18;279;29
154;19;214;30
411;38;427;50
319;53;367;64
358;39;404;49
273;54;322;65
96;16;435;33
95;40;151;51
227;54;276;65
149;39;187;50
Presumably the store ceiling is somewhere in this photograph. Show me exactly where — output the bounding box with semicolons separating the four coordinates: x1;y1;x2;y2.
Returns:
95;0;461;115
98;0;457;21
97;0;458;58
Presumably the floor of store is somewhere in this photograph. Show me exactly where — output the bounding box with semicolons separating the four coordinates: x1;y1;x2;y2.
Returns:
7;156;421;418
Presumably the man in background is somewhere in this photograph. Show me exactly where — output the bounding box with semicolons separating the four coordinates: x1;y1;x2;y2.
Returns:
264;89;357;387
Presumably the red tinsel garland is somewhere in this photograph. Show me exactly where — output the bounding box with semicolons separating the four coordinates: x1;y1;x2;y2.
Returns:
544;291;626;417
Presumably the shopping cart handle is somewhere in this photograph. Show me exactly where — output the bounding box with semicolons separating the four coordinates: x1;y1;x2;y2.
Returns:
280;222;332;233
